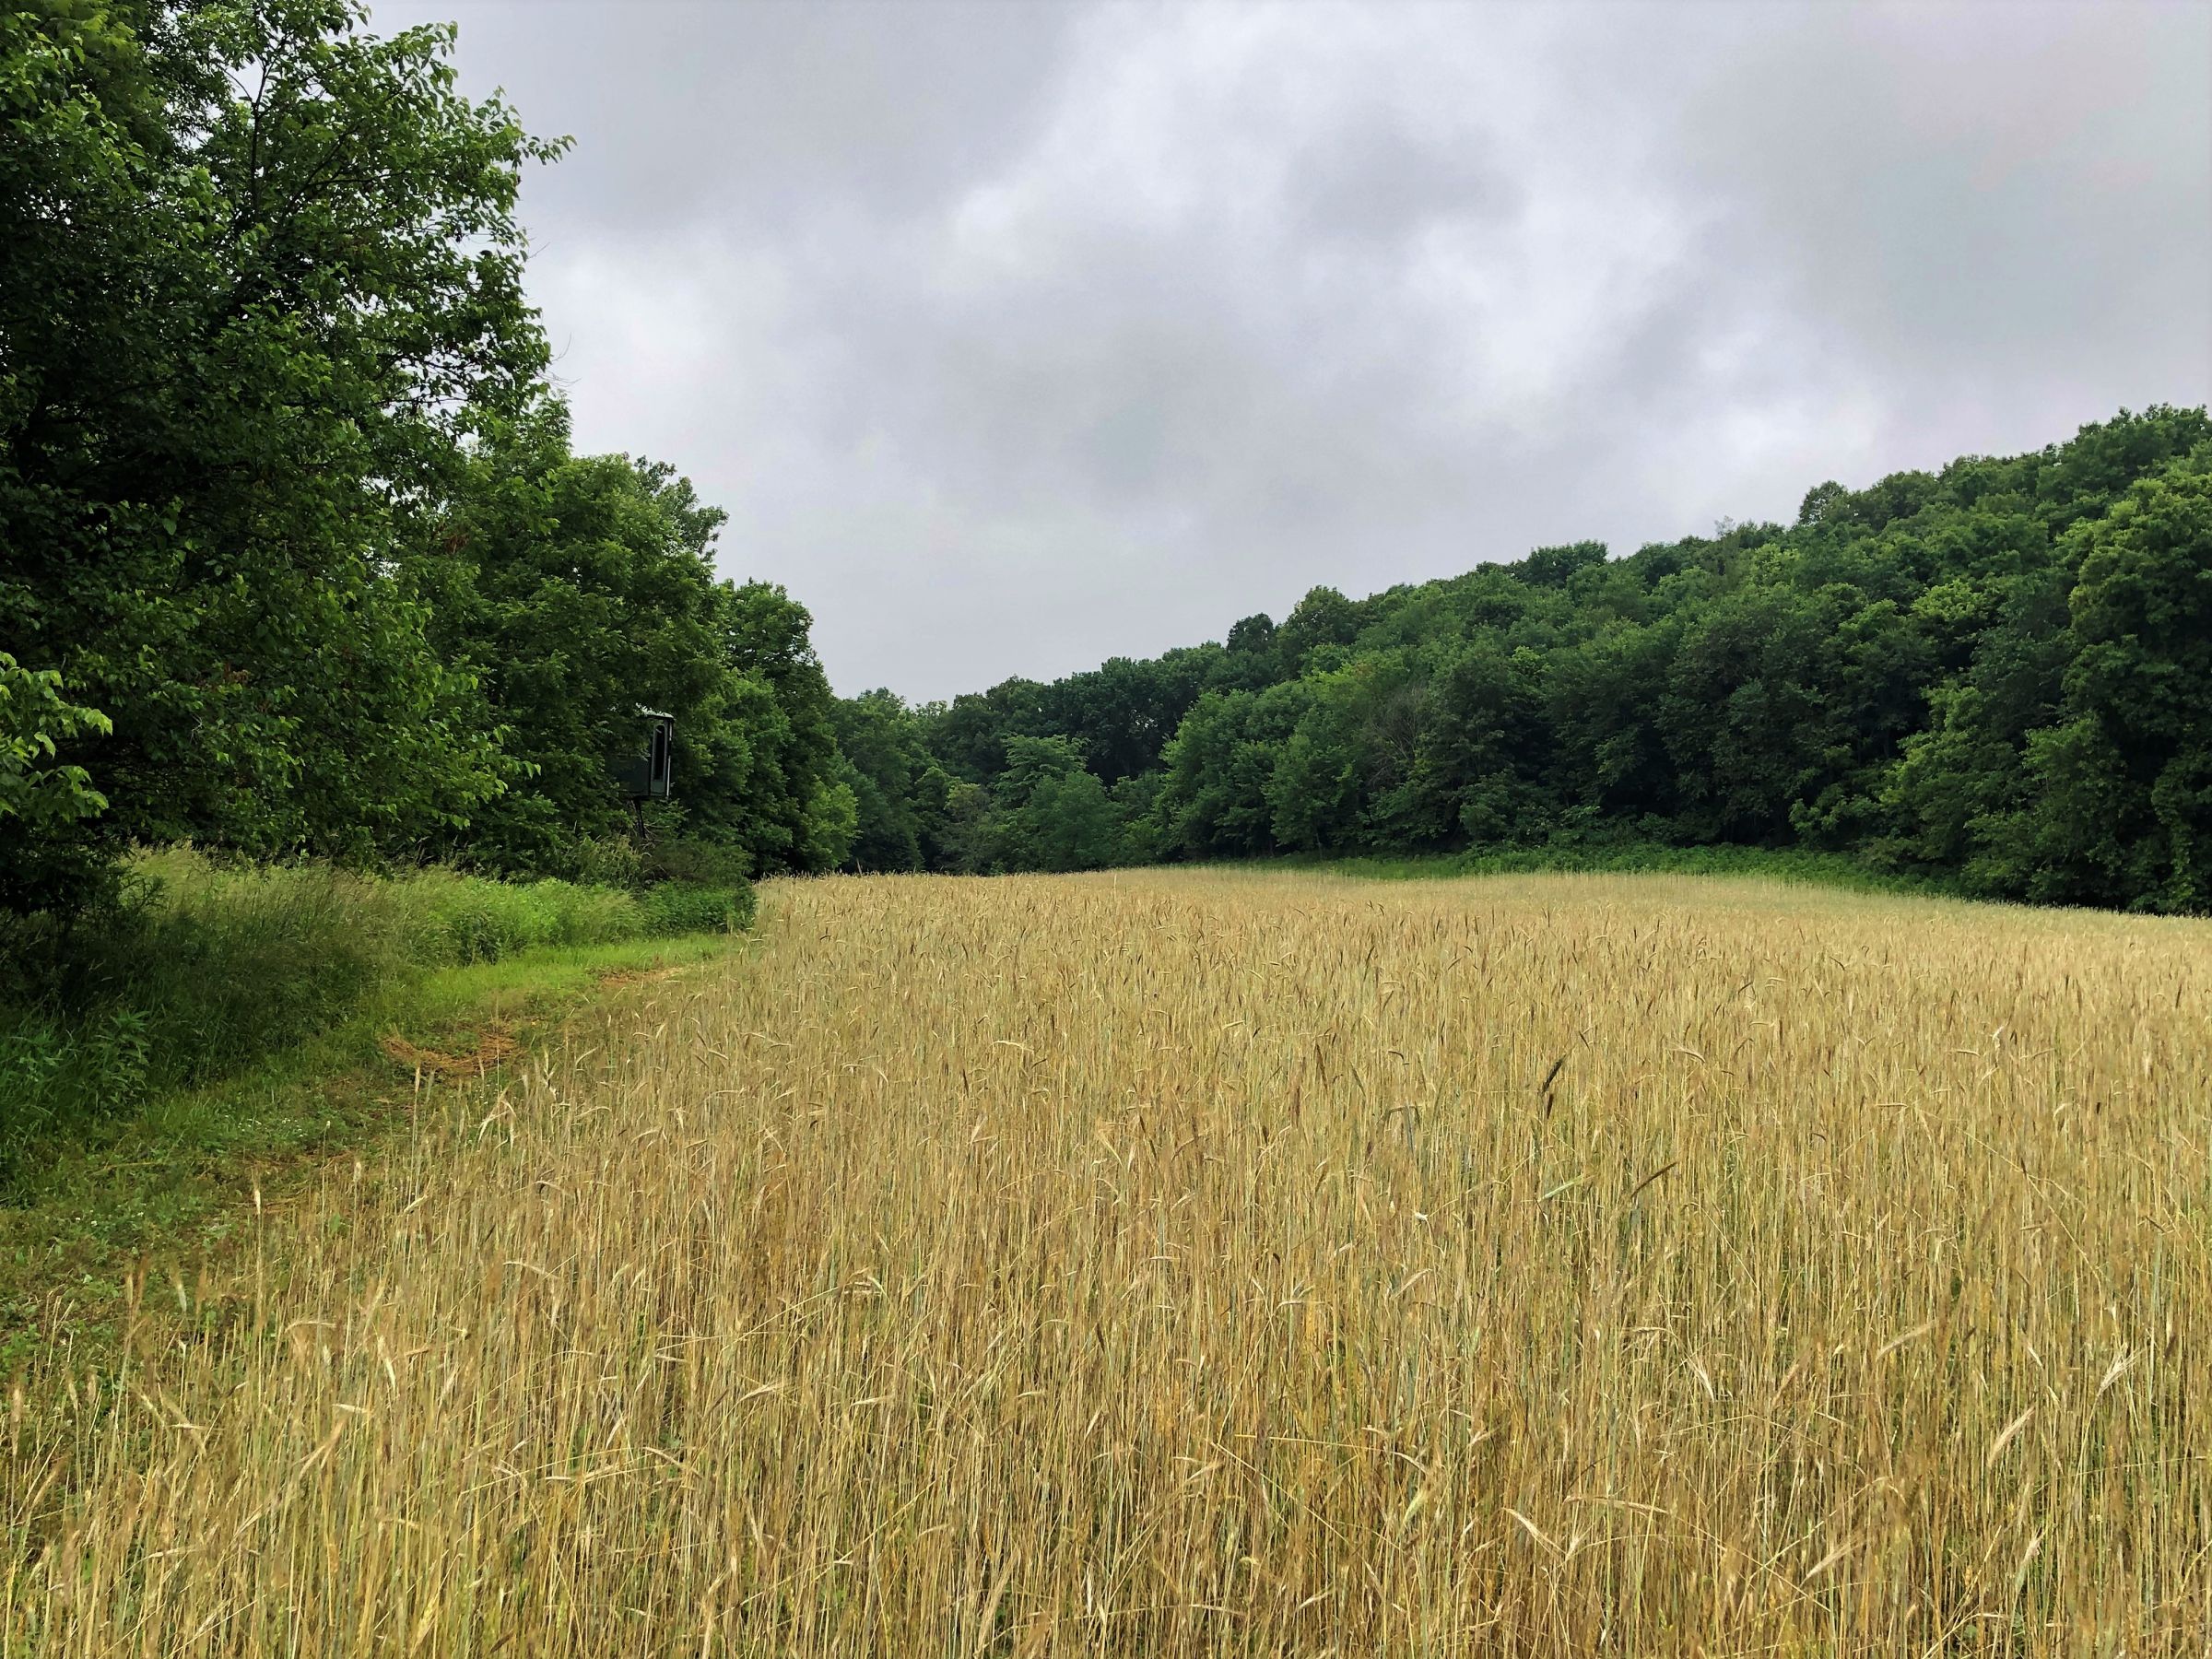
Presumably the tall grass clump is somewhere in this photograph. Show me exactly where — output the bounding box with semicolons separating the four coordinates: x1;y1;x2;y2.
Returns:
8;868;2212;1653
639;878;759;936
0;850;752;1173
394;870;646;964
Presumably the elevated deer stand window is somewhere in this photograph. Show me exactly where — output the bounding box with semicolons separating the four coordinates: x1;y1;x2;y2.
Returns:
618;708;675;836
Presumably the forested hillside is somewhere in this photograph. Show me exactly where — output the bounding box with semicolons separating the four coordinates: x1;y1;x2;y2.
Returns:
6;6;2207;925
839;406;2212;912
1;0;853;922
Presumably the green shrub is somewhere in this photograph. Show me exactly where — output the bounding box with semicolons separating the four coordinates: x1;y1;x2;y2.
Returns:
2;853;417;1088
641;881;756;937
643;835;754;888
0;1018;68;1164
0;1006;151;1171
396;872;649;963
0;849;757;1178
560;835;649;889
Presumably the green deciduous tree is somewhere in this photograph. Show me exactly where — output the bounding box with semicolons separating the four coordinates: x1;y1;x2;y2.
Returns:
2;0;556;909
2018;448;2212;909
859;406;2212;916
992;736;1120;874
427;406;727;869
0;654;113;910
1152;684;1309;859
834;689;958;874
709;582;855;874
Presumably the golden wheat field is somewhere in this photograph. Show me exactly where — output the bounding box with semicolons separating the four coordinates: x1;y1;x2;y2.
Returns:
8;869;2212;1655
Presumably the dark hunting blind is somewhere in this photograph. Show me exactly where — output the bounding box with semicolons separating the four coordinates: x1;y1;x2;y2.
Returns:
618;707;675;801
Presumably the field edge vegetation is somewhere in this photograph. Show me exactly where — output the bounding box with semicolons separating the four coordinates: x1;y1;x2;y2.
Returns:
834;406;2212;919
0;853;756;1366
1229;840;1953;899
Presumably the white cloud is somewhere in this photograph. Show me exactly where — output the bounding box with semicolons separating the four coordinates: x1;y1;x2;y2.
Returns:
371;0;2212;697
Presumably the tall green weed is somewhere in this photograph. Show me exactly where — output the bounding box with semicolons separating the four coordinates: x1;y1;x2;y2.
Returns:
0;850;751;1178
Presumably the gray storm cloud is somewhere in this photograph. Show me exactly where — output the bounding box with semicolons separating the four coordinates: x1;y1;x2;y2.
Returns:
370;0;2212;700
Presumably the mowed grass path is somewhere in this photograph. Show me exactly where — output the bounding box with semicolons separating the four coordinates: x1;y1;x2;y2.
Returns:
11;871;2212;1654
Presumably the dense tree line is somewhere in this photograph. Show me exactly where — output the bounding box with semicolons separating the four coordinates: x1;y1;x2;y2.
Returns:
9;5;2206;924
841;407;2212;912
1;0;853;917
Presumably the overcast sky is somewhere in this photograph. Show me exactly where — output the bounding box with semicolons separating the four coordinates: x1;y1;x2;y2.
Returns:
369;0;2212;701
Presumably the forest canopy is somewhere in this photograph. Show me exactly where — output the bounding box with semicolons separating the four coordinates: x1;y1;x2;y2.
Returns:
839;406;2212;913
4;3;2206;921
0;0;853;915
